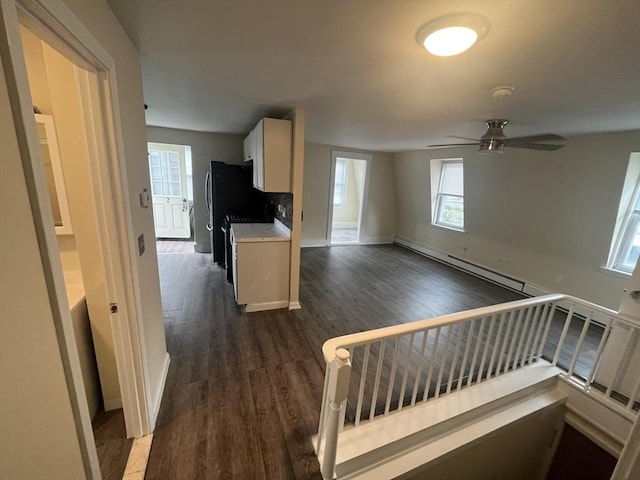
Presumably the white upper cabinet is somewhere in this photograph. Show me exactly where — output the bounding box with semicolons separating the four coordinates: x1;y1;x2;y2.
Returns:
243;117;292;192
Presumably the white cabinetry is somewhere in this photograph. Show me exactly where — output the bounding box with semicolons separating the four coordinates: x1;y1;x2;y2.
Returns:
243;117;292;192
231;223;291;312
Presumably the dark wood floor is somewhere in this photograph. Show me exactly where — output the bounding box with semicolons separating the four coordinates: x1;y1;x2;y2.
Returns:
144;243;614;479
92;407;132;480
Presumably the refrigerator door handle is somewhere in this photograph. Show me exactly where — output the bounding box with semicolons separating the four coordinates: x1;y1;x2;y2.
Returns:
204;171;211;213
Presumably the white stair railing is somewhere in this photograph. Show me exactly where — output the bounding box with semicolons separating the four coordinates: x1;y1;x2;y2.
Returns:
315;293;640;479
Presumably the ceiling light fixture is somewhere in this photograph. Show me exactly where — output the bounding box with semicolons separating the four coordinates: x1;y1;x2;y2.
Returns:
416;13;490;57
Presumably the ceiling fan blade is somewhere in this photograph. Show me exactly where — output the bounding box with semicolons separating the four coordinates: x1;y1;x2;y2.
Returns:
507;142;565;151
448;135;481;142
506;134;566;143
427;142;480;148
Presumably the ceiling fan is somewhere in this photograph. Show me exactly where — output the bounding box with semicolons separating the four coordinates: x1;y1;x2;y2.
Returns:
428;119;566;153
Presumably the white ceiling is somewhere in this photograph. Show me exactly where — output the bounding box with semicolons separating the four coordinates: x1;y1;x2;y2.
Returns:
107;0;640;152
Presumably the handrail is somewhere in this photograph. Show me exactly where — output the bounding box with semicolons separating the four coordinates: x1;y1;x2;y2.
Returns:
322;293;627;363
316;293;639;480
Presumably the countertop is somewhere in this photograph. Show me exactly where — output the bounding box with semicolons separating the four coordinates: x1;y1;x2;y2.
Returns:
231;220;291;243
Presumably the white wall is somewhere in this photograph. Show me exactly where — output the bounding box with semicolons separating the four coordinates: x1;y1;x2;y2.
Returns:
0;51;87;479
394;130;640;309
147;126;245;251
302;142;397;246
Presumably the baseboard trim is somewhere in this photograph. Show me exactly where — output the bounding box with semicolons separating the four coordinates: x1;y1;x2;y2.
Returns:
394;236;610;325
395;236;526;292
302;238;328;248
246;300;289;312
358;236;395;245
333;222;358;229
104;397;123;411
289;301;302;310
149;353;170;431
194;242;210;253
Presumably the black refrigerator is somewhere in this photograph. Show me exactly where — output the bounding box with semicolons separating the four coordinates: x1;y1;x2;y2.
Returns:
205;161;267;265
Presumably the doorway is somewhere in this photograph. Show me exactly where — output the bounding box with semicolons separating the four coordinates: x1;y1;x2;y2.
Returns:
148;142;194;240
328;151;370;245
4;0;153;476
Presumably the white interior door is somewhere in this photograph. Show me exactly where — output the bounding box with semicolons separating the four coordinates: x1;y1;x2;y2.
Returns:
148;143;190;239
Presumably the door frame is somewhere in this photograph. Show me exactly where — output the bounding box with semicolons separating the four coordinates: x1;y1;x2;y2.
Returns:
1;0;151;474
327;150;372;245
148;141;192;239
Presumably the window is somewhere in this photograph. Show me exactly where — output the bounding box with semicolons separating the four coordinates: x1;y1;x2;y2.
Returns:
334;158;348;206
432;159;464;230
148;149;182;197
608;153;640;274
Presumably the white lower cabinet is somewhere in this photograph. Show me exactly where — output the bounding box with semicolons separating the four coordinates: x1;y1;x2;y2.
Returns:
232;237;291;311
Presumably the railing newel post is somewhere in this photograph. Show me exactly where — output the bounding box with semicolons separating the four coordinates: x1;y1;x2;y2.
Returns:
321;348;351;480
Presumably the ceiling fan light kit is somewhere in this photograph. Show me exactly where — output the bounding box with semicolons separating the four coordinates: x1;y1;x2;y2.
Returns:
416;13;491;57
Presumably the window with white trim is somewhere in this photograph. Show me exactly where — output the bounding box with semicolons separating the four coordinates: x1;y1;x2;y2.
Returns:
432;159;464;230
608;153;640;274
333;158;348;206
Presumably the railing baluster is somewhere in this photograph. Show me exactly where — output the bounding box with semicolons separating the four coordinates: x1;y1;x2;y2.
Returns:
605;327;636;399
422;327;441;402
447;322;465;393
435;325;454;398
477;314;497;383
410;329;429;406
553;305;575;366
369;340;386;421
466;316;487;387
505;308;525;372
487;313;506;379
384;338;401;415
513;307;534;371
457;319;476;390
567;311;593;377
627;373;640;410
496;310;516;375
521;305;539;367
354;343;370;426
537;303;557;360
529;304;548;364
398;333;415;411
585;321;613;388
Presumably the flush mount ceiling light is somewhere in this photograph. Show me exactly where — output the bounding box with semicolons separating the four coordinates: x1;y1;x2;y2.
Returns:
416;13;490;57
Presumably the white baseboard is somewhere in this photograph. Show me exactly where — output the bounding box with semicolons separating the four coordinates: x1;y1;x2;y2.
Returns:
149;353;170;431
289;301;302;310
333;222;358;229
359;236;395;245
194;242;210;253
246;300;289;312
104;397;123;411
302;238;329;248
395;236;611;325
395;236;526;291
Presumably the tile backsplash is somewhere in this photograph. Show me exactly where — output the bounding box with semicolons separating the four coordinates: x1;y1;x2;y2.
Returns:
266;192;293;229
